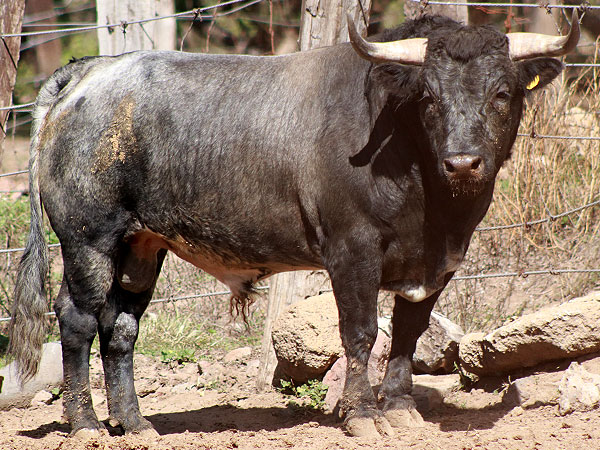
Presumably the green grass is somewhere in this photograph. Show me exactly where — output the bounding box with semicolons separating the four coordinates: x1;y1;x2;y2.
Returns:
0;334;8;368
0;197;60;321
136;305;264;363
279;379;329;411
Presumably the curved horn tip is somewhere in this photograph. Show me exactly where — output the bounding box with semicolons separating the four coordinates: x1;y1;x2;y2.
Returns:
563;7;581;55
346;13;360;41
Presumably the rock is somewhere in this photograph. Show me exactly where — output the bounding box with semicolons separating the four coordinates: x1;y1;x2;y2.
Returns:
558;362;600;415
413;311;464;374
502;371;563;409
459;292;600;376
412;373;460;413
323;331;390;412
246;359;261;377
91;391;106;407
0;342;63;410
223;347;252;364
272;293;344;382
31;390;53;406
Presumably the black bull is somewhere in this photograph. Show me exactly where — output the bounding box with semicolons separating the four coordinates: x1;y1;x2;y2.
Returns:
10;13;578;438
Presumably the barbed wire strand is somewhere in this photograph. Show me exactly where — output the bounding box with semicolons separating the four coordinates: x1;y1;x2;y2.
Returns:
453;268;600;281
0;188;595;253
0;170;28;179
0;269;598;323
408;1;600;9
476;198;600;231
0;244;60;255
0;102;35;112
0;0;266;39
0;286;270;322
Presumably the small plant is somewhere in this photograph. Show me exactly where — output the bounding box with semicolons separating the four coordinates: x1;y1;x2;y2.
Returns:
455;362;477;392
0;334;8;368
51;387;62;400
160;348;196;365
279;379;328;411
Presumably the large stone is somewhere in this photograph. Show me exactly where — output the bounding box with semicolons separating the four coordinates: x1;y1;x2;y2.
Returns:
412;373;461;413
502;370;564;409
558;361;600;415
272;293;344;382
0;342;63;410
459;292;600;376
414;311;464;374
322;331;390;412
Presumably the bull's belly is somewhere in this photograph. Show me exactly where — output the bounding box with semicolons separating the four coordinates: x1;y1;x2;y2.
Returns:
120;229;321;298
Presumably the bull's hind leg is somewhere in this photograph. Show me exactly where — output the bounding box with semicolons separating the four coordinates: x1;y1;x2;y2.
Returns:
54;245;115;437
378;293;439;428
97;248;166;435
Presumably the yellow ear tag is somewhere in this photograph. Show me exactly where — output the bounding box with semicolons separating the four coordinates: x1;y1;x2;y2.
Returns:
527;75;540;90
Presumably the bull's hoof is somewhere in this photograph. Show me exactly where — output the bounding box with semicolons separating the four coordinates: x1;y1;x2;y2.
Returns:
345;415;394;438
71;427;108;440
129;425;160;439
108;414;157;436
383;395;425;428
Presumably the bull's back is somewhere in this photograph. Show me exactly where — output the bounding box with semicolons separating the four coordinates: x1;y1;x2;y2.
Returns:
36;49;369;272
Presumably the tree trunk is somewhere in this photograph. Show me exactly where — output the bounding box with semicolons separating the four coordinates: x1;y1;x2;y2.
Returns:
25;0;62;77
256;0;372;391
96;0;175;55
0;0;26;158
299;0;372;51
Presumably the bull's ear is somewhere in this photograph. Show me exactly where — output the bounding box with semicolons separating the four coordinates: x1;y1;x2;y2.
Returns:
372;64;421;100
517;57;563;93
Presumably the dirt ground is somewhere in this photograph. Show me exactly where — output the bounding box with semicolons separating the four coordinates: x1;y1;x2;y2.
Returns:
1;349;599;450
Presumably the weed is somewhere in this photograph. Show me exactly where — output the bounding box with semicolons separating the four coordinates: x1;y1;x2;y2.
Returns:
455;362;477;392
279;379;329;411
136;297;265;362
0;334;8;368
160;348;196;365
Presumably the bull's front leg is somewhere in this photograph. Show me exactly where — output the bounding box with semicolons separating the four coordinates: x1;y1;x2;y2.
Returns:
325;235;393;438
378;292;439;428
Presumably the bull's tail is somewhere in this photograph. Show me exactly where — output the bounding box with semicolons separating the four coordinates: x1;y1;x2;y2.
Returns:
8;58;100;382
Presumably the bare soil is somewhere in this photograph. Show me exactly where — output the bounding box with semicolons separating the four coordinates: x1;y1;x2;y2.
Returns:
1;349;599;450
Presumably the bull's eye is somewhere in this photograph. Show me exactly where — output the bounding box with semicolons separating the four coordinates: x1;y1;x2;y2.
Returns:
495;91;510;101
421;86;439;115
491;89;511;112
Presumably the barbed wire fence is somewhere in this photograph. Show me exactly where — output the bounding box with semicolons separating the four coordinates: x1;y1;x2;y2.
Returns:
0;0;599;328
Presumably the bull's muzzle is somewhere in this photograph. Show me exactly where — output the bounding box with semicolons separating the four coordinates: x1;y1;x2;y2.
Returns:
443;154;484;182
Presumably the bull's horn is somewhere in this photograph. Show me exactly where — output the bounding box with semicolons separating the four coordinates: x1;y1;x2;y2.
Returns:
347;13;427;65
508;9;580;60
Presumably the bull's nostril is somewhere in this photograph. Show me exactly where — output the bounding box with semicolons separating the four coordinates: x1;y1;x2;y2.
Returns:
443;155;484;178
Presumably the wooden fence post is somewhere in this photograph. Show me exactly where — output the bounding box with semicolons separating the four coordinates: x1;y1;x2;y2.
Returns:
256;0;372;391
0;0;26;158
96;0;175;55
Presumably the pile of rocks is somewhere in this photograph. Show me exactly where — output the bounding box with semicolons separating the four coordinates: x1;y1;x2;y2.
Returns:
271;291;600;415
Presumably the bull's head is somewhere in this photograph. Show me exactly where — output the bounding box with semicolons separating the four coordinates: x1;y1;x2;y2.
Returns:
349;11;579;196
